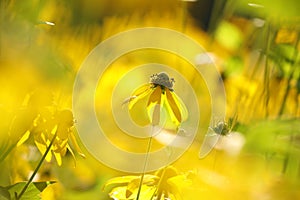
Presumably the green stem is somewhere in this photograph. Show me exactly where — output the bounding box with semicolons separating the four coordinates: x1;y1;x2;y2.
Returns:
180;0;187;32
278;33;299;116
250;50;264;80
0;140;17;163
136;126;154;200
263;22;272;117
282;132;295;174
16;130;57;200
278;72;295;116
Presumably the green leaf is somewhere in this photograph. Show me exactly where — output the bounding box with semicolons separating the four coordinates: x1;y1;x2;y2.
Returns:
0;186;10;200
32;182;56;192
297;77;300;94
3;181;56;200
271;44;299;64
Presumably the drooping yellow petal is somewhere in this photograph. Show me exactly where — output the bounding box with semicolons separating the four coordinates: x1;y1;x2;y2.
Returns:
17;130;31;147
69;132;86;158
147;86;162;106
127;84;153;110
66;143;77;166
147;86;162;125
127;84;154;126
53;139;68;154
35;141;52;162
53;151;62;166
164;89;188;126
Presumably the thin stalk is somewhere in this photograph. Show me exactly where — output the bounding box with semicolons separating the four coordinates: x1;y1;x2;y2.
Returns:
278;33;299;116
250;50;264;80
0;0;7;57
279;33;299;174
16;130;57;200
278;72;295;116
180;0;188;33
0;140;17;163
136;103;160;200
282;133;294;174
136;126;154;200
263;22;271;117
207;0;228;35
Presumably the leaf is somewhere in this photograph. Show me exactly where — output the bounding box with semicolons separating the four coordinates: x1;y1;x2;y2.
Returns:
0;186;10;200
272;44;299;64
3;181;56;200
32;181;56;192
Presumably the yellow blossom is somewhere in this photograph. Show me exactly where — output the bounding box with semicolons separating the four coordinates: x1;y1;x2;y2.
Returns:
18;107;85;166
125;72;188;128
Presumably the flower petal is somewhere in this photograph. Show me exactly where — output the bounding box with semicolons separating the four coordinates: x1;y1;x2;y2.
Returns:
53;151;62;166
127;84;153;109
164;89;188;126
147;86;162;106
127;84;154;126
147;86;162;125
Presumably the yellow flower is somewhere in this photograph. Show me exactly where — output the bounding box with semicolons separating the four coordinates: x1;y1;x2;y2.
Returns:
18;108;85;166
103;166;194;200
125;72;188;128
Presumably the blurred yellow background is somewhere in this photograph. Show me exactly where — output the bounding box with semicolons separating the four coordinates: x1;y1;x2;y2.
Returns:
1;0;300;199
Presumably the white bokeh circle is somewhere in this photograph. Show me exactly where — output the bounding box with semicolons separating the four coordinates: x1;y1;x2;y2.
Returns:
72;27;226;173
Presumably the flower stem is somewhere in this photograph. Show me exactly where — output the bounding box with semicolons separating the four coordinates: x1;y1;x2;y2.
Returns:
278;33;299;117
137;104;160;200
263;22;272;117
0;140;17;163
16;130;57;200
136;127;154;200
